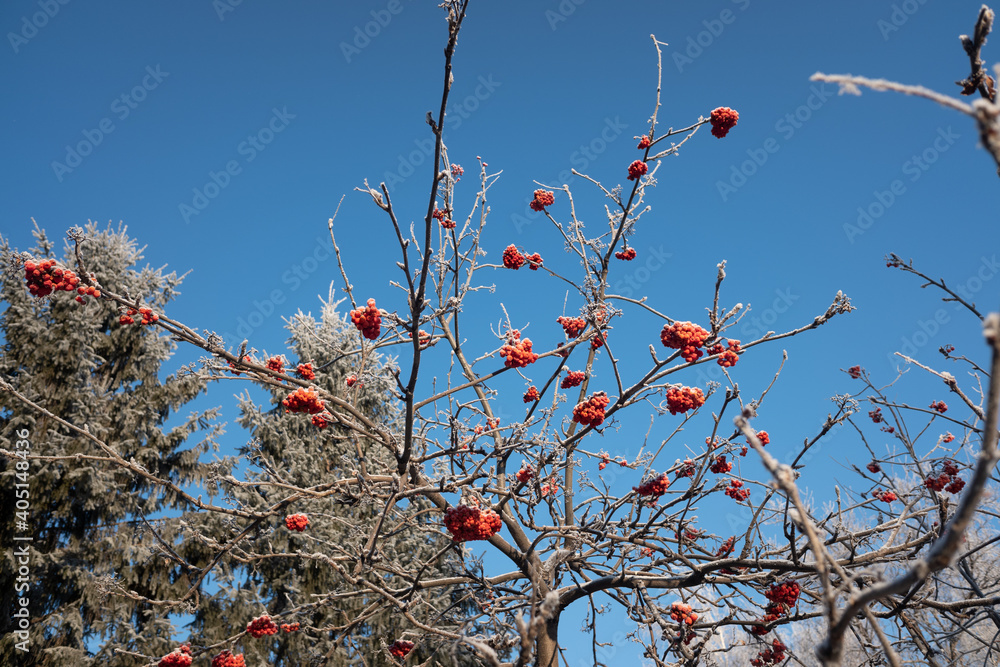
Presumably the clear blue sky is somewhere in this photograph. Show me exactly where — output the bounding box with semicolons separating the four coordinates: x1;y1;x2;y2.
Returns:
3;1;998;663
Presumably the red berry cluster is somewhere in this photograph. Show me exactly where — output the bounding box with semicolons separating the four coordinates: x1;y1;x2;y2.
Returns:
872;489;897;503
282;387;324;414
598;453;611;470
709;107;739;138
158;645;193;667
407;329;433;347
346;374;358;387
432;208;446;220
515;464;534;483
499;337;539;368
350;298;381;340
441;217;456;229
708;340;741;367
311;413;331;428
211;651;245;667
765;580;801;609
389;639;415;659
868;408;883;424
266;356;284;373
540;477;559;496
750;639;788;667
554;342;570;358
74;284;101;304
636;135;652;149
557;316;587;338
502;244;525;269
675;458;697;479
281;622;300;633
615;247;637;261
296;363;315;380
561;370;586;388
572;391;610;428
627;160;648;180
669;602;698;626
590;331;606;350
866;461;881;474
444;505;502;541
285;513;308;531
634;473;671;502
450;163;464;178
660;321;710;362
848;365;862;379
119;307;158;326
710;455;732;474
529;189;555;212
942;432;955;443
725;478;751;502
23;259;81;298
753;431;770;446
526;252;543;270
246;614;279;638
665;386;705;415
924;460;965;494
929;400;948;413
523;386;540;403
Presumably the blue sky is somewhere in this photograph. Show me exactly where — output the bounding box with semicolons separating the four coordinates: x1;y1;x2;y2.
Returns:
4;0;999;663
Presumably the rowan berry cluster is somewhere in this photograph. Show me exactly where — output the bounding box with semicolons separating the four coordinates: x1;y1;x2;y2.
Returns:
753;431;769;446
266;356;284;373
598;453;611;470
765;580;801;609
211;650;245;667
715;536;736;558
709;107;739;138
675;459;697;478
615;247;637;261
627;159;648;180
725;478;750;502
346;374;358;387
450;163;464;178
660;321;710;362
75;284;101;304
872;489;897;503
929;400;948;413
557;315;587;338
515;464;534;483
866;461;881;474
350;298;381;340
296;363;315;380
710;455;732;474
246;614;279;638
750;639;788;667
708;340;741;367
119;307;158;326
282;387;324;414
281;622;300;633
407;329;433;347
441;217;456;229
502;244;525;269
523;386;539;403
158;645;192;667
665;386;705;415
591;332;606;350
389;639;415;658
848;365;862;379
432;207;456;227
444;505;502;541
868;408;884;423
634;473;671;502
529;189;555;212
669;602;698;626
432;208;446;220
499;336;539;368
572;391;610;427
526;252;543;270
24;259;81;297
637;135;652;149
311;413;331;429
942;432;955;443
285;514;308;531
561;370;586;388
924;460;965;494
540;477;559;496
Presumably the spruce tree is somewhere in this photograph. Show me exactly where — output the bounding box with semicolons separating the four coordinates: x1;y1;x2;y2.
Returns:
0;222;220;666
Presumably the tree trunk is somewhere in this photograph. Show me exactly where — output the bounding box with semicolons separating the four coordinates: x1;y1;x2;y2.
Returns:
536;610;561;667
